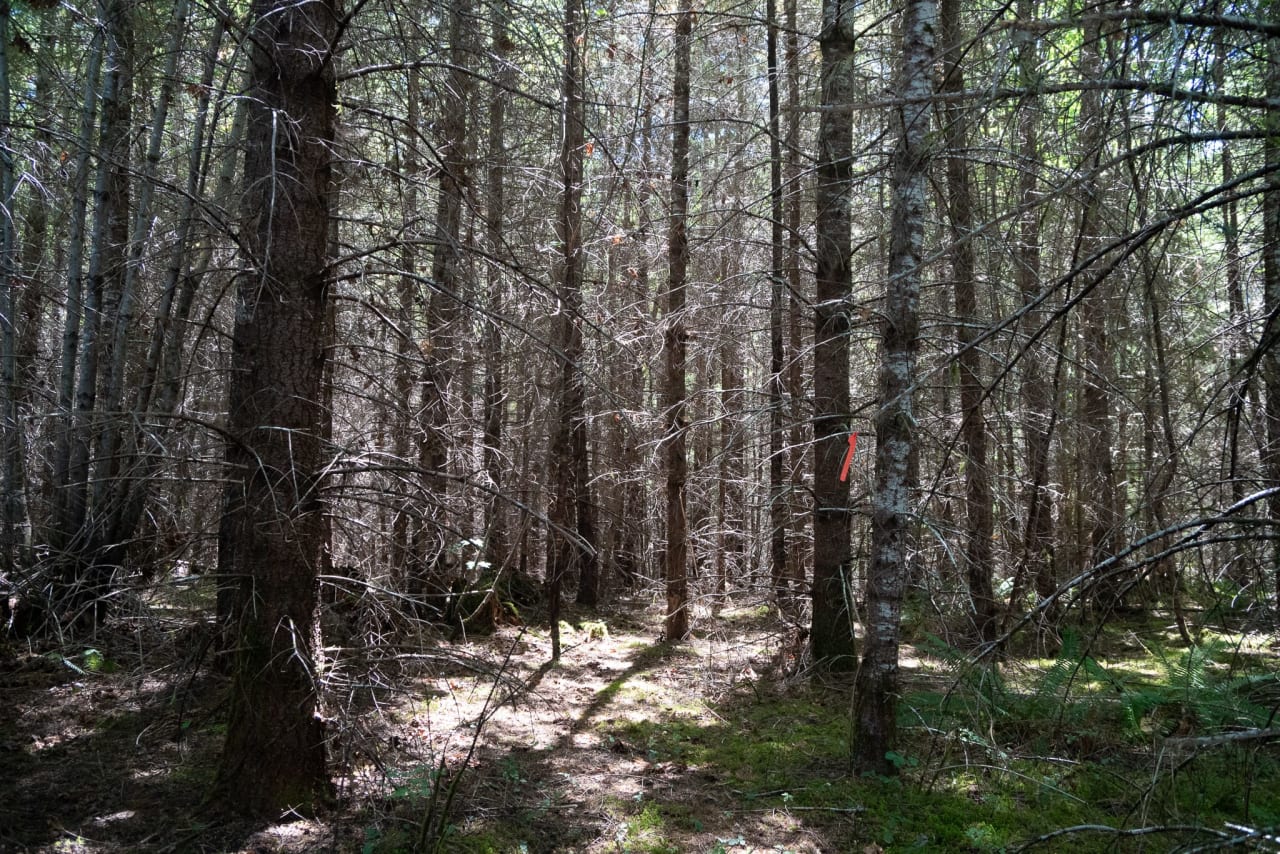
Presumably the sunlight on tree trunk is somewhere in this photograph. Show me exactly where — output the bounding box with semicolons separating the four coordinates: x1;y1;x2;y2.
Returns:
853;0;935;775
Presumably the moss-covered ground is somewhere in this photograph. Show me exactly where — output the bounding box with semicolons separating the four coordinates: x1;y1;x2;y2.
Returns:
1;595;1275;852
361;605;1279;853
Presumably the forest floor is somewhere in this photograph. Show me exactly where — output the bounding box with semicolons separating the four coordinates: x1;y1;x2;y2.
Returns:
2;587;1278;853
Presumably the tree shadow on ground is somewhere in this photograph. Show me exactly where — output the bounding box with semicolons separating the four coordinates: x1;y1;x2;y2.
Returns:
0;637;328;853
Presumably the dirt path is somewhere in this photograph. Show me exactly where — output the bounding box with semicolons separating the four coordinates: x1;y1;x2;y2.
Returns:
341;600;832;853
1;600;846;853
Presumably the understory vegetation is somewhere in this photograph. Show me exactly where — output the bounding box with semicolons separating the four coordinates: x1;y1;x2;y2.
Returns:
3;587;1276;852
4;0;1280;846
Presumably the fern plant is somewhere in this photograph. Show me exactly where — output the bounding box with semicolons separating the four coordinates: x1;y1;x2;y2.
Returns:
921;633;1010;720
1123;639;1276;738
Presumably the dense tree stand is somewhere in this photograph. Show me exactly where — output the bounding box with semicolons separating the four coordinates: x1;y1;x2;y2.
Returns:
2;0;1280;834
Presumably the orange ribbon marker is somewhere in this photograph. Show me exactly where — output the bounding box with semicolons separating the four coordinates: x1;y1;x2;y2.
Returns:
839;431;859;482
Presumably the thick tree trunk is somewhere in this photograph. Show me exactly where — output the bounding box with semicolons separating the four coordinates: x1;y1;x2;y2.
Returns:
663;0;692;641
214;0;337;816
810;0;857;669
852;0;934;775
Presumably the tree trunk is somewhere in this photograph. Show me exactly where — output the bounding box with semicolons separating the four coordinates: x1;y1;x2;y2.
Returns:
1004;0;1058;630
87;0;134;506
0;0;18;573
547;0;588;656
573;412;599;606
852;0;934;775
810;0;857;669
390;65;421;583
1216;30;1253;586
663;0;692;641
88;0;191;570
214;0;337;816
57;2;132;620
416;0;472;602
482;4;513;583
49;29;104;556
767;0;788;599
784;0;807;593
11;10;56;556
939;0;995;644
1076;14;1123;612
95;11;234;581
1264;22;1280;617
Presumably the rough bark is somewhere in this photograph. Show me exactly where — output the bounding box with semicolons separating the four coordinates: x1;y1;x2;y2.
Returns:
663;0;692;641
214;0;337;816
852;0;934;775
810;0;857;669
